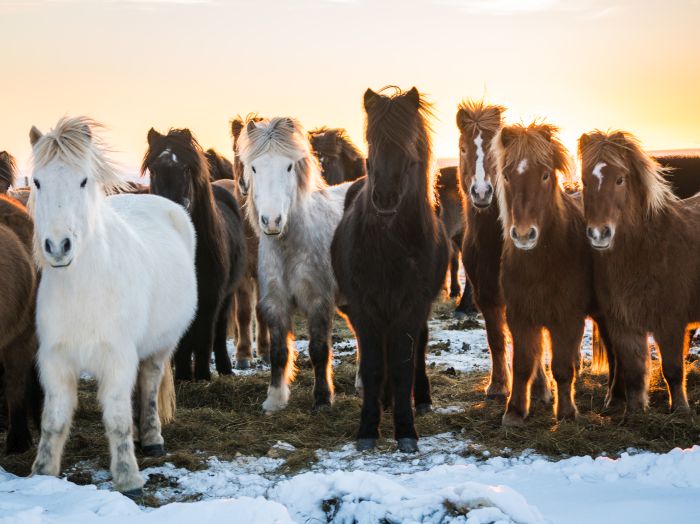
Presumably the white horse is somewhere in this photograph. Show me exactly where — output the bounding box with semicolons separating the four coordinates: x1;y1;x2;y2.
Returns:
28;117;197;495
238;117;350;412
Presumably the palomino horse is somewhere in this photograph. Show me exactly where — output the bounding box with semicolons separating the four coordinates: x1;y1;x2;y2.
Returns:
332;87;449;452
29;117;196;494
308;127;366;185
237;117;349;412
0;152;16;194
0;195;40;454
493;122;613;426
456;100;551;401
580;130;700;414
143;128;247;380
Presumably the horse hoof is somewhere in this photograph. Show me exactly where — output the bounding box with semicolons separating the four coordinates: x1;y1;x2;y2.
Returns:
312;400;332;412
141;444;166;457
415;403;432;415
502;411;527;427
236;359;251;370
356;438;377;451
259;355;271;365
450;290;461;298
397;438;419;453
122;488;143;499
485;384;509;400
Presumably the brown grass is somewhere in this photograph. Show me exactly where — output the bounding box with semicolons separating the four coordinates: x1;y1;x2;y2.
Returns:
2;297;700;506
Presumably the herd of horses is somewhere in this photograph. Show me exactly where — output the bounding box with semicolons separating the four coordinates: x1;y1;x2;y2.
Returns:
1;86;699;494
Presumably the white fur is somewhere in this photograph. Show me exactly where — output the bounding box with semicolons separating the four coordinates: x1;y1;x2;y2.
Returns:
29;123;197;493
517;158;528;174
592;161;606;190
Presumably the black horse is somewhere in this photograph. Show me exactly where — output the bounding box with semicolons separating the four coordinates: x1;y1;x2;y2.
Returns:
206;148;235;182
143;128;247;380
0;151;16;194
309;127;366;185
332;87;449;453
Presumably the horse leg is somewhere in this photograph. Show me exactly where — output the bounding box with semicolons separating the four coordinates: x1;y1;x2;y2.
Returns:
32;352;77;478
173;338;194;381
449;242;461;298
2;335;33;454
97;355;143;494
548;320;585;421
530;359;553;404
262;307;294;413
307;310;334;409
481;305;510;399
594;316;625;408
357;327;384;450
503;323;542;426
255;285;271;364
655;327;690;413
607;325;649;414
234;282;254;369
213;295;234;375
387;329;419;452
413;322;432;414
454;279;477;317
137;352;169;457
191;300;217;381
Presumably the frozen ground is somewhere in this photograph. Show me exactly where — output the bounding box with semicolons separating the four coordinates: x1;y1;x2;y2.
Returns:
3;297;700;523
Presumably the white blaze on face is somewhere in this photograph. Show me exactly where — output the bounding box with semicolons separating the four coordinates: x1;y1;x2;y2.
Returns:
471;131;491;199
517;158;528;174
592;162;606;190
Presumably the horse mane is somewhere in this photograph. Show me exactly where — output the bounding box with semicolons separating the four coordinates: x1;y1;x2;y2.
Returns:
456;99;505;134
364;86;436;208
579;129;677;216
205;149;234;180
309;127;364;162
230;113;263;143
0;152;16;192
31;117;125;193
238;116;326;193
492;121;573;226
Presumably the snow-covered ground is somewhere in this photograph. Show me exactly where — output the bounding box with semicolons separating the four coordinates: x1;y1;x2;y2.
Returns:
3;298;700;523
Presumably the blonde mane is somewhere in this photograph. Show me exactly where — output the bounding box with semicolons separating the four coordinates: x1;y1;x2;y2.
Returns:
31;116;125;193
578;129;677;216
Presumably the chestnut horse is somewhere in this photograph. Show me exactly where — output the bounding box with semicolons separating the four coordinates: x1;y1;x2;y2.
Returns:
580;131;700;413
456;100;550;401
332;87;449;452
0;195;39;453
493;122;611;425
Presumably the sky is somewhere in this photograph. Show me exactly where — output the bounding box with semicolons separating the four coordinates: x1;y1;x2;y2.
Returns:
2;0;699;177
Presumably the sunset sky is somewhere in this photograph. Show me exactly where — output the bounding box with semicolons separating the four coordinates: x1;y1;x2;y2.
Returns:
2;0;699;177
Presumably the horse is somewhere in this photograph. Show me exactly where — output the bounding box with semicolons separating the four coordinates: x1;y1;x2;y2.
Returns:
237;117;349;412
332;87;449;453
434;165;476;315
657;155;700;199
143;128;247;380
206;148;234;182
0;151;16;194
29;117;196;495
456;100;552;401
227;115;270;367
579;130;700;414
0;195;40;454
308;127;366;185
493;121;618;425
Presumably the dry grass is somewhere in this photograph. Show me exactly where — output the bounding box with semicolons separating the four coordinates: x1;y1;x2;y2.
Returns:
2;297;700;505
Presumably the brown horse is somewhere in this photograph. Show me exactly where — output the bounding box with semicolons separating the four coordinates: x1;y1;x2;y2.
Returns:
579;130;700;414
308;127;366;185
0;151;16;194
494;122;603;425
456;100;551;401
228;116;270;366
0;195;40;453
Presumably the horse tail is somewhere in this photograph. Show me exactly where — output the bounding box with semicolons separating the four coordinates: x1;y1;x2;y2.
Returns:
591;321;608;374
158;362;176;425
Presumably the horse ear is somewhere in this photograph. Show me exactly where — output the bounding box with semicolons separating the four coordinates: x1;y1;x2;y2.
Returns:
147;128;161;147
364;89;379;111
456;108;468;131
231;119;244;141
540;125;553;143
180;128;193;141
246;120;257;135
610;131;627;145
499;127;516;148
405;87;420;109
29;126;43;147
578;133;591;154
0;151;7;162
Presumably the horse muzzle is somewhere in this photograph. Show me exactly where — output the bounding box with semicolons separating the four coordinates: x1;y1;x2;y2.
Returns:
509;225;539;251
43;236;74;267
586;225;615;251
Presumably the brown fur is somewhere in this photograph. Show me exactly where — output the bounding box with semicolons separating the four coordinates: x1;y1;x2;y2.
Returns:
579;130;700;414
494;122;604;425
0;195;39;453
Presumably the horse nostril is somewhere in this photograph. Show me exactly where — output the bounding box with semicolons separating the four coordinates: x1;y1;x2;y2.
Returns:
44;239;53;254
528;228;537;241
274;216;282;227
485;185;493;197
602;226;612;239
61;238;71;254
261;216;269;227
586;227;595;239
510;227;518;240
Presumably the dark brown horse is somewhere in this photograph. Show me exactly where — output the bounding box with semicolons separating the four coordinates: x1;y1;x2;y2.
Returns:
0;195;40;453
229;116;270;366
332;87;449;452
494;122;611;426
657;155;700;199
0;152;16;194
456;100;551;401
206;149;234;182
309;127;366;185
143;128;247;380
580;131;700;414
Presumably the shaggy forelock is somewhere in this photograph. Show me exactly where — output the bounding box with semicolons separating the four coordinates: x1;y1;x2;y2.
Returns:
457;99;505;135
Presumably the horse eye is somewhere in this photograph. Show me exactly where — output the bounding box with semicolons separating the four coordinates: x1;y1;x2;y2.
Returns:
503;174;510;183
80;177;87;188
251;166;256;174
33;179;41;189
542;172;549;182
287;164;293;172
460;147;466;155
616;176;625;186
